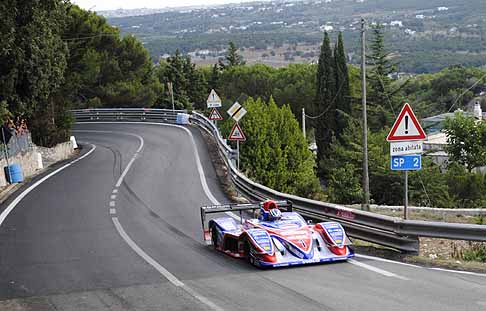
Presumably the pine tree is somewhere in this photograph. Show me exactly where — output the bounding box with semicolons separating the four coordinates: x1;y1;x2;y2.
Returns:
334;32;352;141
219;41;245;69
314;32;336;174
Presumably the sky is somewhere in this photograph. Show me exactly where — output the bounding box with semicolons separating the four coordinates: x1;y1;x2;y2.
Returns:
72;0;250;11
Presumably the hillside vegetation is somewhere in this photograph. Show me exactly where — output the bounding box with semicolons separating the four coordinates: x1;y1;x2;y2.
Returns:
107;0;486;73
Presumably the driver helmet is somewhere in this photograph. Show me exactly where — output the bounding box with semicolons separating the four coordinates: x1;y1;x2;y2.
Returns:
269;208;282;221
260;200;279;221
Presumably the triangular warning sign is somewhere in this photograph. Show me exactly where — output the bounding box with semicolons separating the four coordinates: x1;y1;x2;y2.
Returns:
228;122;246;141
387;103;427;141
208;108;223;121
207;89;222;107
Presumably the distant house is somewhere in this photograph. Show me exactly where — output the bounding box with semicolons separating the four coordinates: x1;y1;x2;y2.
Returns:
415;14;425;19
405;29;416;35
437;7;449;11
320;25;333;32
390;21;403;27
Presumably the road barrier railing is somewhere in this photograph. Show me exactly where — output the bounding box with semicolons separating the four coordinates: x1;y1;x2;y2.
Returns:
71;108;187;123
72;109;486;253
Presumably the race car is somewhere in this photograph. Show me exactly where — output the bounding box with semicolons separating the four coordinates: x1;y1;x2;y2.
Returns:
200;200;354;268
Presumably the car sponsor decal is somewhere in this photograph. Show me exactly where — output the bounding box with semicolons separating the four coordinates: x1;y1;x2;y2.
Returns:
247;229;273;254
322;222;345;246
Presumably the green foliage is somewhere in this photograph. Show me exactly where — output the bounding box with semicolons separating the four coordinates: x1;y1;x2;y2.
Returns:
0;101;12;124
328;163;362;203
156;51;208;110
463;243;486;263
63;7;162;109
444;113;486;171
366;24;399;131
334;32;352;140
409;159;454;208
232;97;320;197
401;66;486;118
0;0;70;146
313;32;336;172
219;41;245;69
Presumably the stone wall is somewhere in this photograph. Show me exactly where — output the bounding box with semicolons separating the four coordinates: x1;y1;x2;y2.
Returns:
0;141;74;187
37;141;74;166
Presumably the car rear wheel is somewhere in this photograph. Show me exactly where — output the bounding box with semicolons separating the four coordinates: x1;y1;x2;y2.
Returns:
210;224;219;248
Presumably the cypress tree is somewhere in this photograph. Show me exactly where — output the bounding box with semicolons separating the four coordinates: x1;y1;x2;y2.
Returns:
334;32;352;142
367;24;397;131
314;32;336;174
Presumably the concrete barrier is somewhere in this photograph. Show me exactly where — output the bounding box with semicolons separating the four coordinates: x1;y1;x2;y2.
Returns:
0;141;74;187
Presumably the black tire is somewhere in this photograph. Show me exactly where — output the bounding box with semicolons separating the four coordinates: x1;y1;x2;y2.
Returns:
211;224;219;248
244;241;255;266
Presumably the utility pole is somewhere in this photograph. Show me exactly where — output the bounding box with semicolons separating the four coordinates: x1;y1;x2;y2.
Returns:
361;18;370;211
302;107;306;139
167;82;175;111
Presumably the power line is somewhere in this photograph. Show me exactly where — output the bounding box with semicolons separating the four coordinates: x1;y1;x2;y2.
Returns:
62;33;119;42
447;71;486;113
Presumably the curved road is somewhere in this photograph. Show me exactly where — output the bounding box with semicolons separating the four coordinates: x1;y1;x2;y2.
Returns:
0;123;485;311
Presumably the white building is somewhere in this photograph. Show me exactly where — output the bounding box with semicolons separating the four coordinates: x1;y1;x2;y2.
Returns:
320;25;334;32
390;21;403;27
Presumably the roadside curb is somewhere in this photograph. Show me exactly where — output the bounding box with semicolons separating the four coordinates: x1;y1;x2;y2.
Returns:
0;184;22;205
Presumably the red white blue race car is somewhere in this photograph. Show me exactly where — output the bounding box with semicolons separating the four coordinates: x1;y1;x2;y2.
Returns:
200;200;354;268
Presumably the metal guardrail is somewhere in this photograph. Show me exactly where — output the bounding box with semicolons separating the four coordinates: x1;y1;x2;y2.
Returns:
72;108;486;253
71;108;187;123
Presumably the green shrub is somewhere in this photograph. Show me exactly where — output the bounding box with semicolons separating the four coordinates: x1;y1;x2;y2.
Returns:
463;243;486;263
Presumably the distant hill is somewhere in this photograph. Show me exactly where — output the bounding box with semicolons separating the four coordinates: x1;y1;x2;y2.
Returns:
104;0;486;73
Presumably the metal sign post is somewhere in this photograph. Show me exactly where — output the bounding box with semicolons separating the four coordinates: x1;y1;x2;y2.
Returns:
404;171;409;219
236;140;240;170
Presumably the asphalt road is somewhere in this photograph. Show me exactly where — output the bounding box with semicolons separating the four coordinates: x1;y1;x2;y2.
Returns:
0;122;485;311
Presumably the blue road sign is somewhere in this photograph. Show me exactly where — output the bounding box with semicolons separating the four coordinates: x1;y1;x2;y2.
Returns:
391;155;422;171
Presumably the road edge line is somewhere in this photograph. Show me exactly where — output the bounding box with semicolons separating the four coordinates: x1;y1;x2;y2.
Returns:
0;144;96;227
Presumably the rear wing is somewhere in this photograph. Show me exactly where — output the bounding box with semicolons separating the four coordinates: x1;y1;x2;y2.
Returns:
200;200;292;240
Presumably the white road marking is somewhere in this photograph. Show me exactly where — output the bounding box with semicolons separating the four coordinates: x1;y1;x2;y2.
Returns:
110;208;116;215
429;267;486;277
110;194;117;200
0;144;96;228
355;254;422;268
112;217;183;286
109;201;115;207
349;259;409;280
356;253;486;277
112;217;223;311
78;125;223;311
115;157;137;188
112;189;118;194
73;130;144;188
